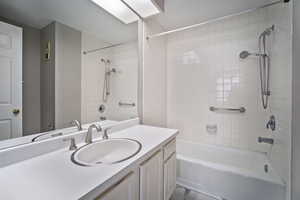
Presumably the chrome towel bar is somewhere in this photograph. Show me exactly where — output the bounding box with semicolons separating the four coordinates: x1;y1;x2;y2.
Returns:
209;106;246;113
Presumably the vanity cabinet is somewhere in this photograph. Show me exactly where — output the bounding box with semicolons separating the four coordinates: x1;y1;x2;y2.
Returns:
95;171;139;200
94;138;177;200
164;153;176;200
163;139;177;200
140;150;164;200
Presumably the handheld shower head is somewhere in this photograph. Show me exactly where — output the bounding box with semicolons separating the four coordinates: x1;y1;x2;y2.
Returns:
239;51;267;59
239;51;251;59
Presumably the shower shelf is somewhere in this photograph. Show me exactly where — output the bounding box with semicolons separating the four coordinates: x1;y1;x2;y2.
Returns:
209;106;246;113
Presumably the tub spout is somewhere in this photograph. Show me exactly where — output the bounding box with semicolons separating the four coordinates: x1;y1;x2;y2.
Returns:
258;137;274;145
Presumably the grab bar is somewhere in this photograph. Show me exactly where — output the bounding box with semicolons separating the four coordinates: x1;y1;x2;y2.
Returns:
118;102;136;107
209;106;246;113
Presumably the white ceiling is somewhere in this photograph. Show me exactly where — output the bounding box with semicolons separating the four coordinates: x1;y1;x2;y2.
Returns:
0;0;277;43
0;0;138;44
153;0;275;30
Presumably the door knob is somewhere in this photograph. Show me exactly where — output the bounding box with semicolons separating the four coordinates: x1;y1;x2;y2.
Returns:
12;109;20;115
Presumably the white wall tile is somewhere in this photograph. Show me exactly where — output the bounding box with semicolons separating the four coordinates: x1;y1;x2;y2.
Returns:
165;5;292;185
81;32;138;123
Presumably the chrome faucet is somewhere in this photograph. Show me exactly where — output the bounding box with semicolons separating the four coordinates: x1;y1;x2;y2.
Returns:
258;137;274;145
63;137;77;151
266;115;276;131
85;124;102;144
71;120;82;131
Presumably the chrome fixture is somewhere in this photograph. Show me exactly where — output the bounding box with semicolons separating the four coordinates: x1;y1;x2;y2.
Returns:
119;102;136;107
239;51;267;59
70;120;82;131
100;116;107;121
240;25;275;109
98;104;106;113
102;59;116;103
63;137;78;151
266;115;276;131
147;0;290;40
102;127;111;140
258;137;274;145
209;106;246;113
264;164;269;173
258;25;274;109
206;124;218;135
85;124;102;144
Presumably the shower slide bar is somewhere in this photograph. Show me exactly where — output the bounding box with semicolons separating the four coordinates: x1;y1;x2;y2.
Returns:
209;106;246;113
147;0;290;40
176;182;227;200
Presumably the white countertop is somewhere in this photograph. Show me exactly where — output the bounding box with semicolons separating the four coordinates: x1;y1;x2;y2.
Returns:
0;125;178;200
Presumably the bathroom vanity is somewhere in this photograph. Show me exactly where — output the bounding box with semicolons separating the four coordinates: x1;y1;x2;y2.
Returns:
0;120;178;200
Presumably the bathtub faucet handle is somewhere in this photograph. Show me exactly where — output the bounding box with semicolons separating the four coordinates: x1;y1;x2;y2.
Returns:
266;115;276;131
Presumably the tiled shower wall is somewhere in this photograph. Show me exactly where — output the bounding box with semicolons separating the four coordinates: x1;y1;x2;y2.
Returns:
81;33;138;123
166;3;291;182
266;3;292;193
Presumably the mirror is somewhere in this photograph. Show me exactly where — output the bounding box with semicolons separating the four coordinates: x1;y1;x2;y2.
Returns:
0;0;139;149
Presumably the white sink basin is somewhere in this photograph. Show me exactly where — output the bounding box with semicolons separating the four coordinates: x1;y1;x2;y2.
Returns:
71;139;142;166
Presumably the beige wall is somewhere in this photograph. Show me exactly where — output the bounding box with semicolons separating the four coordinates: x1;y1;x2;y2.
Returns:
55;22;81;129
22;25;41;135
40;22;55;132
142;19;167;127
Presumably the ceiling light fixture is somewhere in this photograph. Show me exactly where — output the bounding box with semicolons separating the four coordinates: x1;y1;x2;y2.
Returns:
91;0;139;24
122;0;162;18
91;0;163;24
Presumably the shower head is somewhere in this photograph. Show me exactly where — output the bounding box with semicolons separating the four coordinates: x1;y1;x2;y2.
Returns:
239;51;251;59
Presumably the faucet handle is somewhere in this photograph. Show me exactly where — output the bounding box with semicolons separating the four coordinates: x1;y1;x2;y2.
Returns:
63;137;77;151
70;120;82;131
103;127;111;140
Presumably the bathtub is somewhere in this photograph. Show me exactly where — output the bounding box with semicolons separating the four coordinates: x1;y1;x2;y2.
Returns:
176;140;286;200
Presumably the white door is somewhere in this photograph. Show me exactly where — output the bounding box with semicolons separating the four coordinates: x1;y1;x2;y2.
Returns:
140;150;164;200
0;21;22;140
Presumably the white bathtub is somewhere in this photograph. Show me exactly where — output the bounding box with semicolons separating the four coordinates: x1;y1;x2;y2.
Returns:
176;140;286;200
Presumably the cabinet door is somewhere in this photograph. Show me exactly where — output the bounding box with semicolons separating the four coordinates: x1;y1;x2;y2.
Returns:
164;153;176;200
96;171;139;200
140;150;163;200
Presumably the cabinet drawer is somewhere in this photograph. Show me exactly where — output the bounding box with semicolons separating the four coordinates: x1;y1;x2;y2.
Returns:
164;138;176;161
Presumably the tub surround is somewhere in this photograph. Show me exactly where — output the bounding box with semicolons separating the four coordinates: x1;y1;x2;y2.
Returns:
0;121;178;199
